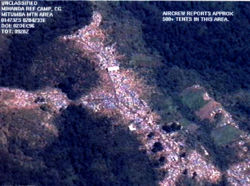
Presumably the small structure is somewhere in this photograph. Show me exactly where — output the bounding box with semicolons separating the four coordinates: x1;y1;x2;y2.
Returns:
107;66;119;72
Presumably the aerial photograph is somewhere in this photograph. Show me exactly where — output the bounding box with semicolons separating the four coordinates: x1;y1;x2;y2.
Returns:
0;1;249;185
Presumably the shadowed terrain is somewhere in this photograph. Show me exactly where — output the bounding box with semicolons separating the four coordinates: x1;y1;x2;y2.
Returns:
0;1;96;99
0;105;159;185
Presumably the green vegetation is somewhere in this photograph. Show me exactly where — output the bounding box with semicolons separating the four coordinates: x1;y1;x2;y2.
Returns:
181;89;208;111
150;93;180;123
151;94;177;113
178;118;193;127
129;54;162;68
211;125;241;146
